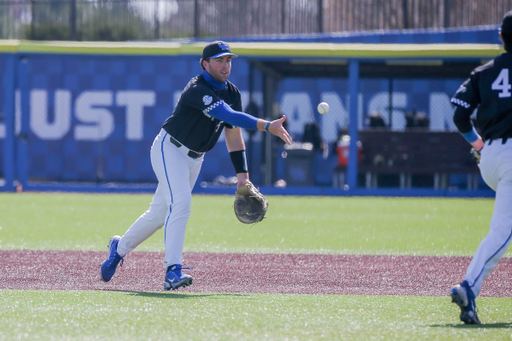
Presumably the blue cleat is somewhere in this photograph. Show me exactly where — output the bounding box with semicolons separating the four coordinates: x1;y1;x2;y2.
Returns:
450;280;481;324
164;264;193;290
99;235;124;282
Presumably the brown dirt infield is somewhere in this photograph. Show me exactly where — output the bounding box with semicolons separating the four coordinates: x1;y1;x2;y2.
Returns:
1;250;512;296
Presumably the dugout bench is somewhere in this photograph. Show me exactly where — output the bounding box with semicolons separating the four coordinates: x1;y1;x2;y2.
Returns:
333;130;481;190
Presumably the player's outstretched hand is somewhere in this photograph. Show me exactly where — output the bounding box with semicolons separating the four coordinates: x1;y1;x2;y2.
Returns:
269;115;292;145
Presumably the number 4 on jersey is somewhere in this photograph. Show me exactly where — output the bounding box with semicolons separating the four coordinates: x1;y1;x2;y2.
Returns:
492;68;512;98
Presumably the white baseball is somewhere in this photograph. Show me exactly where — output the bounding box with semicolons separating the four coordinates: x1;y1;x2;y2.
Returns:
317;102;330;114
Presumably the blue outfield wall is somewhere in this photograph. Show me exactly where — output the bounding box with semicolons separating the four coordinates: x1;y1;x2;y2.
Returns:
0;27;500;196
0;53;253;185
0;54;474;185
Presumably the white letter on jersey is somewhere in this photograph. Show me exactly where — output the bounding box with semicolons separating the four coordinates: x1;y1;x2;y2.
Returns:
116;91;156;140
30;90;71;140
492;68;511;98
74;91;114;141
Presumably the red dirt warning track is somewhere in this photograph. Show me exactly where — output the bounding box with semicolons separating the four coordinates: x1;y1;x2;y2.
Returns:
1;250;512;296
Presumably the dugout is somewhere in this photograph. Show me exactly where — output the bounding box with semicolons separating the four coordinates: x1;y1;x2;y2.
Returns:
235;42;500;192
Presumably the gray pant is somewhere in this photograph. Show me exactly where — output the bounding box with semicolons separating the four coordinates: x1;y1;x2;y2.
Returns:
464;138;512;296
117;129;203;269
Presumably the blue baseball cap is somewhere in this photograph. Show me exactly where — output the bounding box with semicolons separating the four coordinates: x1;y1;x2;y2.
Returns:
202;41;238;59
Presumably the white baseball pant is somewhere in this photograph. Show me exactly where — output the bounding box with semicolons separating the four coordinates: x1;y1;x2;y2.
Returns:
464;138;512;296
116;128;203;269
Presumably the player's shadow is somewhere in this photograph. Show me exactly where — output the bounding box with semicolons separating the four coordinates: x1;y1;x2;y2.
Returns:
430;322;512;329
116;290;248;299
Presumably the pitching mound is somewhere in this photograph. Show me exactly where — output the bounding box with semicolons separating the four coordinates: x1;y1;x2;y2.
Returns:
1;250;511;296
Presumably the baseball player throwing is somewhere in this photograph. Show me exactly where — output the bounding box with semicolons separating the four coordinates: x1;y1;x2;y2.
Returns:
99;41;291;290
450;11;512;324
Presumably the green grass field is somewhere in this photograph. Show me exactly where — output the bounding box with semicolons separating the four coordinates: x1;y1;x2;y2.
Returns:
1;192;511;341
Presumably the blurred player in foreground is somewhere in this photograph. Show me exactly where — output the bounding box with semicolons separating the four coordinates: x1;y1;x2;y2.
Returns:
99;41;291;290
449;11;512;324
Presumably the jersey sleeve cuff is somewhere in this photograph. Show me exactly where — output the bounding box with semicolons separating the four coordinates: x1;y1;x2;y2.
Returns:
460;127;480;143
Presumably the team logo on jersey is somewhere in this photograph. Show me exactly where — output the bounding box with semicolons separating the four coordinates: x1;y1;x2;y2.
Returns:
203;95;213;105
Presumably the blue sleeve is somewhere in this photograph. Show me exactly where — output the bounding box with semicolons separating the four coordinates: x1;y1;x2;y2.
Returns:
204;100;259;130
460;126;479;143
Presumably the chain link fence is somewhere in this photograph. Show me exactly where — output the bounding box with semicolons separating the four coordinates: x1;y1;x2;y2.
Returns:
1;0;512;41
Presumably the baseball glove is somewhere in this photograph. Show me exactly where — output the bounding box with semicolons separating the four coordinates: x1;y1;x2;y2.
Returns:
234;181;269;224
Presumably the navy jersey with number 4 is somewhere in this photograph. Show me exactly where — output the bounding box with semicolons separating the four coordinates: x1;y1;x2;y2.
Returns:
451;52;512;141
163;74;242;152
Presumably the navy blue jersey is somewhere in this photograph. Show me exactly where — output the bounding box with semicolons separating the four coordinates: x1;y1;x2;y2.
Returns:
452;52;512;141
163;74;242;152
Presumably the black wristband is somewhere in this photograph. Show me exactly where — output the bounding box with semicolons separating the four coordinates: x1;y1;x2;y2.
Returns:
264;121;270;132
229;150;248;174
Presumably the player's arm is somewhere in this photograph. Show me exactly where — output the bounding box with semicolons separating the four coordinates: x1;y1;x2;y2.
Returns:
255;116;292;145
452;76;484;151
453;105;484;151
206;100;258;129
225;127;250;188
206;100;291;144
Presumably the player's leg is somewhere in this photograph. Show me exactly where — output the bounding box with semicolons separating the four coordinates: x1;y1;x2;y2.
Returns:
464;141;512;295
188;156;203;190
119;129;179;250
158;134;203;290
163;153;203;290
116;183;170;255
453;177;512;324
100;183;170;281
464;179;512;295
160;155;201;266
451;141;512;324
100;130;173;282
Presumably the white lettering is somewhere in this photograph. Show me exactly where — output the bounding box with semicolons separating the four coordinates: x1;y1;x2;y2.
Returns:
30;90;71;140
74;91;114;141
116;91;156;140
429;92;458;131
320;92;348;143
368;92;407;130
281;92;315;137
3;89;158;141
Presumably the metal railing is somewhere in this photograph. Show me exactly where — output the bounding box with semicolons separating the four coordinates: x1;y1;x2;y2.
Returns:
0;0;512;41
